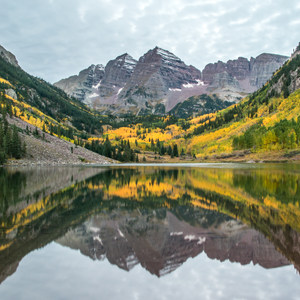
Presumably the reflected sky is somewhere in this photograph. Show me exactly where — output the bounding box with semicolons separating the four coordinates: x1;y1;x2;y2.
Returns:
1;242;299;300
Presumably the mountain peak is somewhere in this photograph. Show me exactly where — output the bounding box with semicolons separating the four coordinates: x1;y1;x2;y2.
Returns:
95;64;105;70
151;46;180;61
116;53;130;59
113;53;137;71
88;64;105;72
255;53;289;62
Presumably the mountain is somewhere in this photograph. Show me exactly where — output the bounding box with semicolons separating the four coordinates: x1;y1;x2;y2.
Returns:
96;42;300;162
98;53;137;97
56;47;205;115
202;53;289;101
55;47;288;116
54;64;105;102
115;47;202;115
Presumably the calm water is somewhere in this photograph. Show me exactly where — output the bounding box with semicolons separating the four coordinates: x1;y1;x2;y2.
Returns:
0;163;300;299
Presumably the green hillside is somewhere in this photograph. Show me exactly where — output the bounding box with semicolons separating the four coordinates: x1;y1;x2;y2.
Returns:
0;55;109;133
186;47;300;160
169;94;232;119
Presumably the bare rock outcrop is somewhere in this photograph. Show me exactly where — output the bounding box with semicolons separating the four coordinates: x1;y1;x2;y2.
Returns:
0;45;19;67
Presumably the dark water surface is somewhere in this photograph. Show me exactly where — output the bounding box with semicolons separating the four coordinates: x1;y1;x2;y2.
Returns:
0;163;300;299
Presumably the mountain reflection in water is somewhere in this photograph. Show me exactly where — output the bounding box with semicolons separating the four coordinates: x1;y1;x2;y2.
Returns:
0;164;300;284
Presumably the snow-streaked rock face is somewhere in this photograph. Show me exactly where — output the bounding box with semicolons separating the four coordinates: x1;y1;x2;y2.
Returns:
113;46;202;114
55;47;204;115
54;64;105;102
55;47;288;115
97;53;137;98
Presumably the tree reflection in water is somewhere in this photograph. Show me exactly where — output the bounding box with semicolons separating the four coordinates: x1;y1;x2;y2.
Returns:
0;164;300;283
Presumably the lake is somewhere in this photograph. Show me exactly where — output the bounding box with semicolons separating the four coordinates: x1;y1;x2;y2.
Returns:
0;163;300;299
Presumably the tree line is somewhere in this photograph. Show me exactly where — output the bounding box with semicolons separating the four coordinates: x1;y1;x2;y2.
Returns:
149;138;180;157
0;110;26;164
233;118;300;151
85;138;139;162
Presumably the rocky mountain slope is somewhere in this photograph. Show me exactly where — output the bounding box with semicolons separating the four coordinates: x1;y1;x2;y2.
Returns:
0;45;19;67
55;64;105;102
0;45;105;133
98;53;137;98
55;47;288;116
202;53;288;101
169;94;232;119
5;114;114;166
115;47;202;115
0;44;114;165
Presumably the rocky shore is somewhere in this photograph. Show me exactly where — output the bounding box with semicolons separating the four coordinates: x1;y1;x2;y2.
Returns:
4;115;116;167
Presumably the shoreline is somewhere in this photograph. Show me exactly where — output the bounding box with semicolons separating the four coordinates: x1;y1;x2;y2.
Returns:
2;159;299;168
3;149;300;167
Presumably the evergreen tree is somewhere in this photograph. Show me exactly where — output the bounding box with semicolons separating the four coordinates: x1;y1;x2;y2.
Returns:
180;148;185;156
57;126;61;137
116;149;123;162
0;121;3;148
173;144;179;157
11;125;21;158
1;105;7;118
103;137;112;158
156;139;160;151
4;127;12;157
151;139;155;150
159;144;166;155
0;150;5;164
7;103;13;118
123;143;131;161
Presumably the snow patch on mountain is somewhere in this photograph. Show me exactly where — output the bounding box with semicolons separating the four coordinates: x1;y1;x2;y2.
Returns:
156;47;180;62
169;88;182;92
88;93;99;98
117;87;124;95
183;79;205;88
92;81;101;89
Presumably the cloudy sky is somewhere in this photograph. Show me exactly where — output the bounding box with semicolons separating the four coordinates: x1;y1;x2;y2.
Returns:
0;0;299;83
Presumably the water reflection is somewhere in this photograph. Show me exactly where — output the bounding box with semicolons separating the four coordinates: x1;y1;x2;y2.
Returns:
0;164;300;284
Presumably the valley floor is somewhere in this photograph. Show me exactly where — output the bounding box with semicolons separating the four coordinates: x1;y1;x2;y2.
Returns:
4;115;300;167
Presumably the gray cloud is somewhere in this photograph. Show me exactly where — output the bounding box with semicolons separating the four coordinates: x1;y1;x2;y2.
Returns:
0;0;299;83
